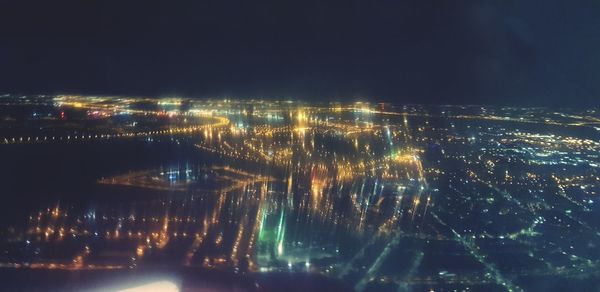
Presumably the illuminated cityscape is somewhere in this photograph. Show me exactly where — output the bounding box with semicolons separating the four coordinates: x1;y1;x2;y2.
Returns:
0;94;599;290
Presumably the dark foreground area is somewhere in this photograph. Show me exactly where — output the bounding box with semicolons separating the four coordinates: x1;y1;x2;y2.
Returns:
0;268;350;292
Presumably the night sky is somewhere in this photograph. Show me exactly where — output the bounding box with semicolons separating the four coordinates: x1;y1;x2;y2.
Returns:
1;1;600;106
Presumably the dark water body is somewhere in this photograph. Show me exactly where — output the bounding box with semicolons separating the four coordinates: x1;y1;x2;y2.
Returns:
0;139;205;225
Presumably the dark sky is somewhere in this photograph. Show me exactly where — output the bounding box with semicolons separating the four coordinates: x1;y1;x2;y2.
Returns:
1;1;600;106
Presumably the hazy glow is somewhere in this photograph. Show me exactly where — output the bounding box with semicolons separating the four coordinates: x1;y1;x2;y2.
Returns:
117;280;179;292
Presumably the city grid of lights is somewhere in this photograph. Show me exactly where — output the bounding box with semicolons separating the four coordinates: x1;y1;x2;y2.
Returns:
0;94;599;291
